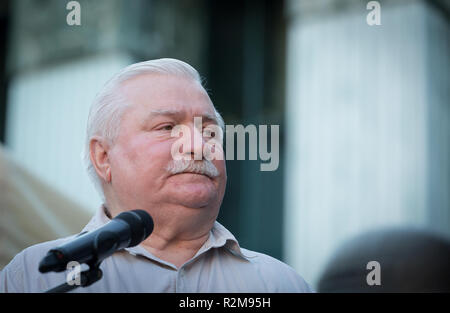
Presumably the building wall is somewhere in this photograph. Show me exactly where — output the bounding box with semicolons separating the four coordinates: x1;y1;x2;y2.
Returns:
285;0;450;288
6;53;131;210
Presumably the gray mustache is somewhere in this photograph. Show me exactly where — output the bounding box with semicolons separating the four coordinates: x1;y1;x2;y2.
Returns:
166;159;219;178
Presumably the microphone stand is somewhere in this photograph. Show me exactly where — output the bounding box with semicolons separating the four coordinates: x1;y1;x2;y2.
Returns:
44;262;103;293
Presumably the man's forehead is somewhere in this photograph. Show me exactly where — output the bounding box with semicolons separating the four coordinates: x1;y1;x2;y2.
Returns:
145;108;218;123
121;74;215;117
137;97;216;117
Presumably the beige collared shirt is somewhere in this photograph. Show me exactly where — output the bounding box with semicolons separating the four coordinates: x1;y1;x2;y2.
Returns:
0;206;312;293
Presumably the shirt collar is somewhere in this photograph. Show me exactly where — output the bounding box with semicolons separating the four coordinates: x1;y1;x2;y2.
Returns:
202;221;249;261
81;205;250;263
80;205;111;233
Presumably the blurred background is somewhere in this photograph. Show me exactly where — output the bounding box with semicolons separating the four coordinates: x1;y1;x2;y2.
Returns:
0;0;449;291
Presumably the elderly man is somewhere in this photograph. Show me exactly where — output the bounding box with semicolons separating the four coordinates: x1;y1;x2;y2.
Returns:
0;59;312;292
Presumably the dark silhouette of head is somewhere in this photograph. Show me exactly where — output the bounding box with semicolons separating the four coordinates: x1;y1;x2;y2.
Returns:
318;228;450;292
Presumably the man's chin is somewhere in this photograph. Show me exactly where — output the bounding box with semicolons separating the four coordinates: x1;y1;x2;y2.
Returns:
167;187;218;209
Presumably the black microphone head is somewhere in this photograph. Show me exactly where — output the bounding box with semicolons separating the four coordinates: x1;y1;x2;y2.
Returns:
39;252;63;273
115;210;154;247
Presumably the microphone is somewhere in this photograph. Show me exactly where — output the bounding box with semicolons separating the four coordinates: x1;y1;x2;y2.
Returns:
39;210;154;273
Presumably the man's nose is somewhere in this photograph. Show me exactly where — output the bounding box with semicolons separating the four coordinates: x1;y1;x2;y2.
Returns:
187;123;205;160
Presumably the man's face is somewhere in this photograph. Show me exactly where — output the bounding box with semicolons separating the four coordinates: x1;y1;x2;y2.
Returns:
106;74;226;224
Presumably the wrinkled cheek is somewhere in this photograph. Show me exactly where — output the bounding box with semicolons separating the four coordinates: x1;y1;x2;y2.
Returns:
112;138;177;187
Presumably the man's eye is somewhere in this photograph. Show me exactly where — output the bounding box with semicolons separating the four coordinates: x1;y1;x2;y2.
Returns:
158;125;173;131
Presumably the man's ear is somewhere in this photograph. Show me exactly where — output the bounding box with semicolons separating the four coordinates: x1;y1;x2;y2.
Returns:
90;136;112;183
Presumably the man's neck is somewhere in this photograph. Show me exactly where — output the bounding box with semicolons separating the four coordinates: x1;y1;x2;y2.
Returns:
103;204;213;269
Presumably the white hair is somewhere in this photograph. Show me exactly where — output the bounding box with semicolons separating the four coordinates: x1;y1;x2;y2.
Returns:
82;58;225;200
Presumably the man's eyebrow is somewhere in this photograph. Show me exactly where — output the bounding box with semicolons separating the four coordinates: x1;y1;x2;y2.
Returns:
142;109;182;124
148;109;183;117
